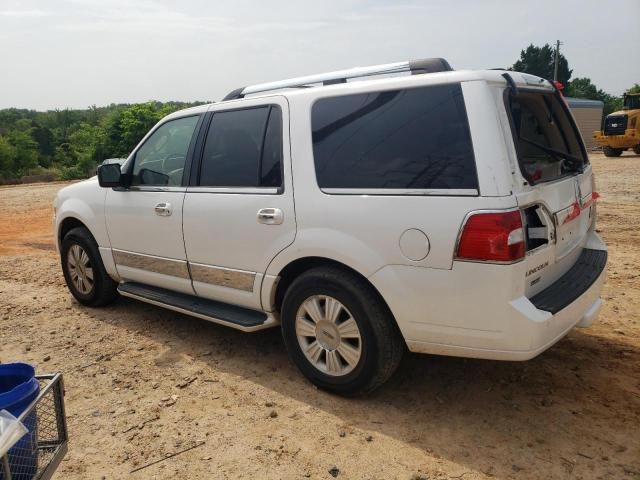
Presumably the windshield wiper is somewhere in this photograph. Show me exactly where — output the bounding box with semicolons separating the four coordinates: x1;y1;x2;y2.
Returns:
519;137;583;166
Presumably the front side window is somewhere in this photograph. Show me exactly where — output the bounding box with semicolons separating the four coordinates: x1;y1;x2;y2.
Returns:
199;105;283;188
507;92;587;184
311;84;477;190
131;115;199;186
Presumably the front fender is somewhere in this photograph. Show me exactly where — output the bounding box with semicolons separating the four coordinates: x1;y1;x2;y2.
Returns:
54;180;109;251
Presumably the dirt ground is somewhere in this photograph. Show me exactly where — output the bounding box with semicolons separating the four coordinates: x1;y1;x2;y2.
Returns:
1;153;639;480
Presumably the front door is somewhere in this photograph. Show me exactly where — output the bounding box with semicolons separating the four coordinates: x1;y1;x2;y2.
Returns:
105;114;201;294
182;97;295;309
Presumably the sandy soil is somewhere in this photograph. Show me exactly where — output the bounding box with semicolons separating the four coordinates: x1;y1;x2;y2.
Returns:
0;155;639;480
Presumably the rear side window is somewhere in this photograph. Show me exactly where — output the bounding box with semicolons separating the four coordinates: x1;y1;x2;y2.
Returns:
507;91;587;185
311;84;477;191
199;105;283;188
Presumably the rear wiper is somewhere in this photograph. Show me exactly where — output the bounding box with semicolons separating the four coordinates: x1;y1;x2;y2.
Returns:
519;137;583;166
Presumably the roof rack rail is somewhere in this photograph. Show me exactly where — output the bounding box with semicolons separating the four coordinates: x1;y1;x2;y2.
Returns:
222;57;453;101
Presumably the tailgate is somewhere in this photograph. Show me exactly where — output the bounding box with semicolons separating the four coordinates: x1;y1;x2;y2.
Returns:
502;82;599;298
516;169;598;297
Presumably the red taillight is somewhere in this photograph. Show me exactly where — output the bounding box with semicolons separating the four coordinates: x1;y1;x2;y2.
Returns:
456;210;525;262
563;201;582;225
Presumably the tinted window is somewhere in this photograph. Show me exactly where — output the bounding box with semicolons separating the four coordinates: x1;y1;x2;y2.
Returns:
131;115;199;186
199;106;283;188
508;92;587;184
312;84;477;190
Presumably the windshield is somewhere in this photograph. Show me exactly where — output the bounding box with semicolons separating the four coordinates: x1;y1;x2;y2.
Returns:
507;91;587;185
624;95;640;109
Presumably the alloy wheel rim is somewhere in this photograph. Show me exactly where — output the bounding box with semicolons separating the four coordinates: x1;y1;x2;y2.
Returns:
67;244;94;295
295;295;362;376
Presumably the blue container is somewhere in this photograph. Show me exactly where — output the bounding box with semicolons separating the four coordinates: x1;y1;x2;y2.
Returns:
0;363;39;480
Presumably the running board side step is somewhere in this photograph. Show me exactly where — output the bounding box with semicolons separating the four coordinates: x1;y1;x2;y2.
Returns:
117;282;278;332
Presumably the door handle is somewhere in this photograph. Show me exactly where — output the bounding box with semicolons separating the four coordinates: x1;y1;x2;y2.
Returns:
154;202;172;216
257;208;284;225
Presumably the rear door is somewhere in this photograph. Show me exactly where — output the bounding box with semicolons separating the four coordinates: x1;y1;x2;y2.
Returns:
182;97;295;310
503;87;597;296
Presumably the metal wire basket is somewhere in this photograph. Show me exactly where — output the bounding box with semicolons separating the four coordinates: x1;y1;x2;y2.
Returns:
1;374;68;480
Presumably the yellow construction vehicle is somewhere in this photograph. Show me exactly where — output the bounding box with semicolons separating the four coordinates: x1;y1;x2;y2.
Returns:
593;93;640;156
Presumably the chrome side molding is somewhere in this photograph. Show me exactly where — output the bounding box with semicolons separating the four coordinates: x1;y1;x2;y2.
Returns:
190;263;256;292
113;249;190;279
113;249;257;292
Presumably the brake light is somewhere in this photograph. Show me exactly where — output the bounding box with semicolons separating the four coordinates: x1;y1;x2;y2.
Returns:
582;191;600;209
457;210;525;262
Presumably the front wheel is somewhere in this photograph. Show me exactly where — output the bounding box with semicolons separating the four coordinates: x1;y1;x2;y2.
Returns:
603;146;623;157
61;227;118;307
281;267;404;395
633;144;640;155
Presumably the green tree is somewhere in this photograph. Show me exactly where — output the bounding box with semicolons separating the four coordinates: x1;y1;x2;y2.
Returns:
66;123;106;177
627;83;640;95
8;119;39;176
566;77;599;98
566;77;623;116
512;44;572;85
0;136;17;177
119;102;164;153
54;142;77;167
32;125;55;167
604;95;623;115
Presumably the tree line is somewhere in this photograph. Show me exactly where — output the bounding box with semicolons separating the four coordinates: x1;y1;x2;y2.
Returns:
0;101;204;183
0;44;638;183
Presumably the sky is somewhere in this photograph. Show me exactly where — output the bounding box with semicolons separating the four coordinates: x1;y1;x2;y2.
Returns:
1;0;638;111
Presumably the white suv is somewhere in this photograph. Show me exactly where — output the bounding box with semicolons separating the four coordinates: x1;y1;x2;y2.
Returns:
54;58;607;394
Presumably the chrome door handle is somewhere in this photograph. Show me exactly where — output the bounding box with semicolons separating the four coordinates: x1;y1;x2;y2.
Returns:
257;208;284;225
154;202;172;216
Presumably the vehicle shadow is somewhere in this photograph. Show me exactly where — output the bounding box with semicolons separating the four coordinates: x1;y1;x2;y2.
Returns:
94;297;640;479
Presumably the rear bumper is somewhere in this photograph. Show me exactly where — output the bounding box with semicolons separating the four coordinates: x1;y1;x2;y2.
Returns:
369;232;608;361
530;248;607;314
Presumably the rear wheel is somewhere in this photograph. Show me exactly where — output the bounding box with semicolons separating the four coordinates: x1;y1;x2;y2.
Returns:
61;227;118;306
281;266;404;395
603;146;623;157
633;144;640;155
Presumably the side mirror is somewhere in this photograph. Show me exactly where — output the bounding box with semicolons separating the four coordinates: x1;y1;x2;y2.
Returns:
97;163;122;188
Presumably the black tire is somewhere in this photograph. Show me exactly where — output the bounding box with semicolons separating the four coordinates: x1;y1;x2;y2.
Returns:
61;227;118;307
281;266;404;395
603;146;623;157
633;144;640;155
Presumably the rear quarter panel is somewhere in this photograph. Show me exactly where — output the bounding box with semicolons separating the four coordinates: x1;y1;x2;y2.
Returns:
265;77;516;282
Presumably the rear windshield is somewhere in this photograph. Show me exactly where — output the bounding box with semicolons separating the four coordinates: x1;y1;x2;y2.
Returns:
506;91;587;185
311;84;477;191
